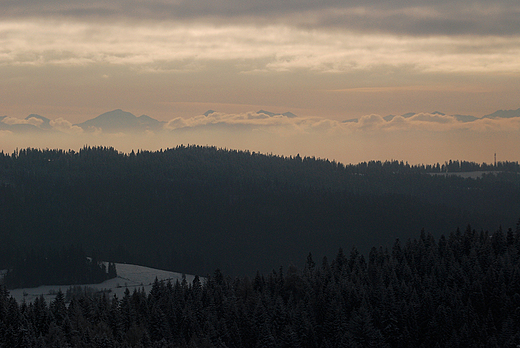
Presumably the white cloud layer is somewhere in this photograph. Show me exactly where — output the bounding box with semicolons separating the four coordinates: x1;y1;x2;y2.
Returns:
1;111;519;164
49;118;84;134
3;110;520;136
161;111;520;136
1;116;43;127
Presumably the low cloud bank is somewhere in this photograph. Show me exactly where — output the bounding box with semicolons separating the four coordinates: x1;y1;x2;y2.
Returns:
163;110;520;134
0;112;520;136
2;116;43;127
49;118;84;134
3;109;520;136
1;110;519;164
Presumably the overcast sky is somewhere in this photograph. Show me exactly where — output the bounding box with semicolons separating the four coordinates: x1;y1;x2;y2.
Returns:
1;0;520;163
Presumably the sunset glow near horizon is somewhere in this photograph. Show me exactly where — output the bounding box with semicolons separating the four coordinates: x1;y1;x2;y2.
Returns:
1;0;520;164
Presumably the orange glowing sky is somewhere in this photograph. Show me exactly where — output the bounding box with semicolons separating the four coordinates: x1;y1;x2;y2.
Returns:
1;0;520;163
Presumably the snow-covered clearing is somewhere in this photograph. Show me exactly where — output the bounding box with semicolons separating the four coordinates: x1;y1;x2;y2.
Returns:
6;263;197;303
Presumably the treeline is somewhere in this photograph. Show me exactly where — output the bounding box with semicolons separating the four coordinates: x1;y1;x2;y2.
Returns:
1;147;519;194
3;245;117;289
410;159;519;173
1;224;520;347
3;146;519;175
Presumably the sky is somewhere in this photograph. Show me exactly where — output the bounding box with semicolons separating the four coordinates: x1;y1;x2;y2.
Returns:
1;0;520;164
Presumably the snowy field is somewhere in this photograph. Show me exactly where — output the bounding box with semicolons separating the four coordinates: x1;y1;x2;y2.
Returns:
6;263;198;303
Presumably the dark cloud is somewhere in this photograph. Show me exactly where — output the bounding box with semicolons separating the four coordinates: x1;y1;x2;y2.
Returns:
309;6;520;36
2;0;519;36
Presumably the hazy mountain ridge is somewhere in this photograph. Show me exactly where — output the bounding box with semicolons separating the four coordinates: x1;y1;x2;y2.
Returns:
482;107;520;119
75;109;166;133
26;114;53;129
0;114;55;133
345;108;520;123
1;107;519;134
0;121;49;134
256;110;298;118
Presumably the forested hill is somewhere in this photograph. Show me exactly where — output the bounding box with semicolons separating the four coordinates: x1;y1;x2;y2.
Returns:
0;146;519;277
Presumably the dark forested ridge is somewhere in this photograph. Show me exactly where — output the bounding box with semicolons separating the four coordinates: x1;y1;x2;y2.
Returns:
2;225;520;347
0;146;519;277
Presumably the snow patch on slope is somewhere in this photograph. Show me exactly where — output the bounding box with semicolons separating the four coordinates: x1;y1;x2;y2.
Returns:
7;263;198;303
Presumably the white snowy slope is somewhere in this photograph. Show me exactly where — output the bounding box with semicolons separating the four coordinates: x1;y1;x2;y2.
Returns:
6;263;198;303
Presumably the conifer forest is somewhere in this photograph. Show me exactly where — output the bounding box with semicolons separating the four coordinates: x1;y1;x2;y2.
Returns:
0;146;520;347
2;226;520;347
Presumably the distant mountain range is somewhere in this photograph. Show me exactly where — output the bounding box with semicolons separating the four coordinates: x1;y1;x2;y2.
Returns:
343;107;520;123
482;109;520;119
2;107;520;134
27;114;53;129
75;109;166;133
0;108;301;134
381;112;478;123
256;110;298;118
72;109;298;133
203;109;297;118
0;114;53;134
